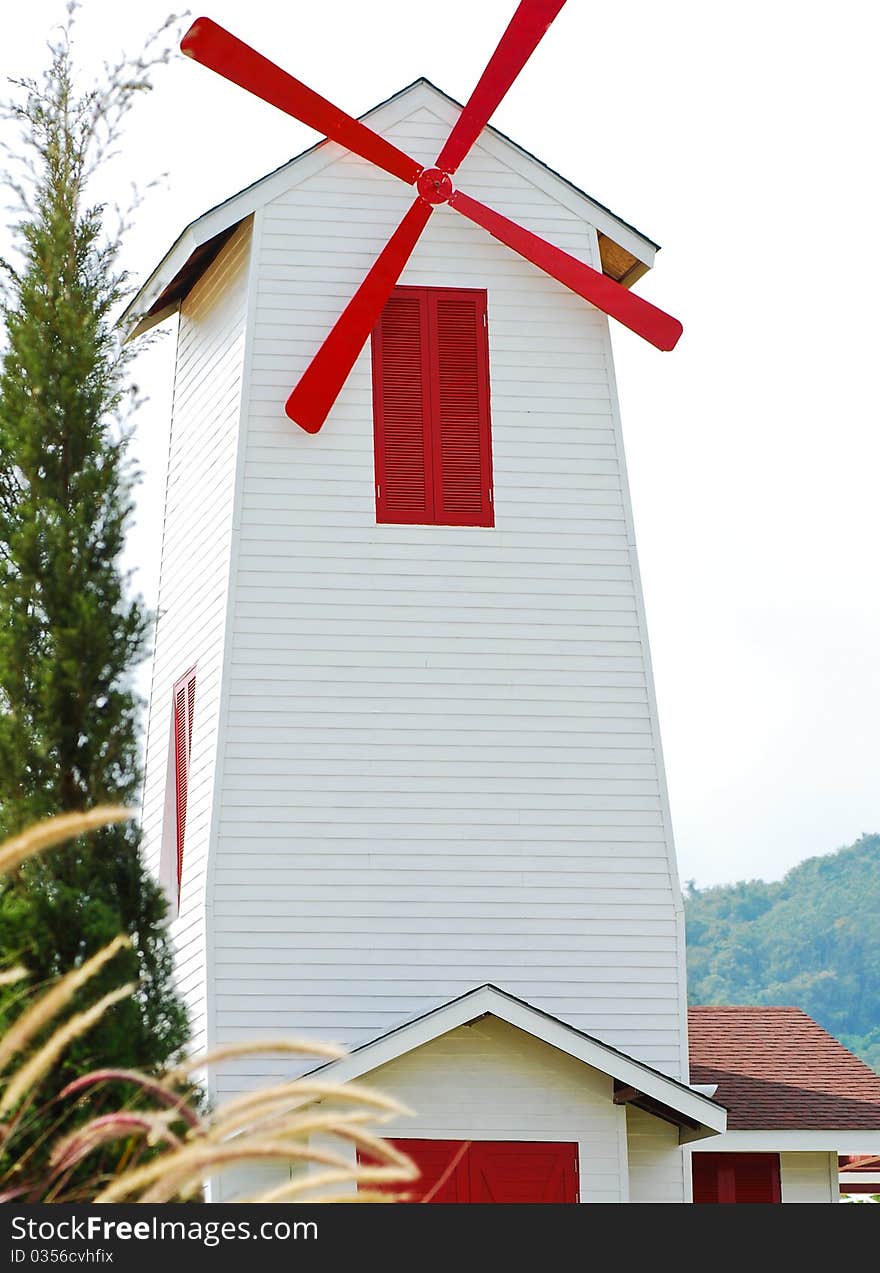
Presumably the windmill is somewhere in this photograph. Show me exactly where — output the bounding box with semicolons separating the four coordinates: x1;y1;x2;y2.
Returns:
129;2;880;1205
132;0;715;1201
181;1;682;436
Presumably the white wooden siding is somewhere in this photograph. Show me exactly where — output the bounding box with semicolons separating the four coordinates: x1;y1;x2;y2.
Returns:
627;1107;687;1203
140;221;252;1054
780;1152;839;1202
205;84;687;1102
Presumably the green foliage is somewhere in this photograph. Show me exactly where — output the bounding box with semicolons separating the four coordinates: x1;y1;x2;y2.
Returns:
686;834;880;1070
0;9;187;1172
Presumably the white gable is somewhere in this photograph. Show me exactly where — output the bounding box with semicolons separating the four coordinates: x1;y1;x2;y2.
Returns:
306;986;726;1138
124;79;658;336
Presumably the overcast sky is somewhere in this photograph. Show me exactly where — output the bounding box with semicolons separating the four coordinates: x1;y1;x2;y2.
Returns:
1;0;878;887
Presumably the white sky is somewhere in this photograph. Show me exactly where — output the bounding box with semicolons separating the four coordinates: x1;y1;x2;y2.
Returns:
1;0;878;887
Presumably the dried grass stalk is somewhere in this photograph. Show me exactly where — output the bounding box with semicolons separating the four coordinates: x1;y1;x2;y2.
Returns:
50;1111;181;1174
320;1190;403;1203
0;984;134;1117
0;1185;31;1203
253;1164;414;1204
333;1123;415;1170
0;807;133;875
0;968;27;987
98;1137;358;1203
150;1115;418;1204
136;1139;359;1205
209;1106;373;1144
0;936;130;1076
206;1078;409;1131
58;1068;201;1129
165;1037;345;1082
145;1135;404;1201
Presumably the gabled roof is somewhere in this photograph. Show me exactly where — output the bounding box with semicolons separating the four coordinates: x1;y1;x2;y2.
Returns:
688;1006;880;1131
306;983;727;1143
124;78;661;339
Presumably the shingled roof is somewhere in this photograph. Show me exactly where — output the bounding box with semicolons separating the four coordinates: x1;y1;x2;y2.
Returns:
689;1006;880;1130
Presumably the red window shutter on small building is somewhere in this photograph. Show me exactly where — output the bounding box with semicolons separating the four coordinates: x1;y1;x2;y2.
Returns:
173;669;196;903
692;1153;781;1203
372;286;492;528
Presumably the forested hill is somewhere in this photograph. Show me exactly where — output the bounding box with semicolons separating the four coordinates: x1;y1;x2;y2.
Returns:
685;833;880;1071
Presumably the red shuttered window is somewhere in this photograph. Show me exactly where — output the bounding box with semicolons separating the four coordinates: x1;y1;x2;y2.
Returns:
172;668;196;905
692;1153;781;1203
372;286;493;527
358;1139;578;1203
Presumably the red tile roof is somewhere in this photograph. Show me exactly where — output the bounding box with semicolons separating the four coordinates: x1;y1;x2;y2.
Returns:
688;1006;880;1130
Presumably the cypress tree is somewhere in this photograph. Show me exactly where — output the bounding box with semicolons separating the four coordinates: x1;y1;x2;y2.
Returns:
0;9;187;1141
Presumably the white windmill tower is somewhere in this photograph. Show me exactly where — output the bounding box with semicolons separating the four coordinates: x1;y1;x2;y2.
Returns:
130;3;729;1202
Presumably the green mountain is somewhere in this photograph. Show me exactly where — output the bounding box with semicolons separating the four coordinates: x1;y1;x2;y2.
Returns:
685;833;880;1071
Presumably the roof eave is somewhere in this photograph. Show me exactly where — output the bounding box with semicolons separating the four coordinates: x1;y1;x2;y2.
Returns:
693;1129;880;1153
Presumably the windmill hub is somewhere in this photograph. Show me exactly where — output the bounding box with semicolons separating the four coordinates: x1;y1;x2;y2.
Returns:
417;167;454;205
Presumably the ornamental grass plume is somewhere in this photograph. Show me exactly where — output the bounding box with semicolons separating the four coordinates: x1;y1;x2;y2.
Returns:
0;809;417;1202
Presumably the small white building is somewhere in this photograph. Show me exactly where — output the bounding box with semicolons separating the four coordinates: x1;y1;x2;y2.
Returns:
129;76;880;1203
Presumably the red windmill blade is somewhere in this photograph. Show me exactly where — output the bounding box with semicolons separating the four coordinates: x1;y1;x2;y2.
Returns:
286;199;433;435
436;0;567;175
181;1;683;435
181;18;421;186
449;190;683;352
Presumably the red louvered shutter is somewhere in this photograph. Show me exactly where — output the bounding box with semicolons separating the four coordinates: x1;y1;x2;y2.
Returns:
692;1153;781;1203
173;668;196;904
372;286;492;527
429;290;493;527
372;289;433;523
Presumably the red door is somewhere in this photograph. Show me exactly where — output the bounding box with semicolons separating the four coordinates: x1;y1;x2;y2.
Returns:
692;1153;781;1203
361;1139;578;1203
395;1139;470;1202
469;1141;577;1202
